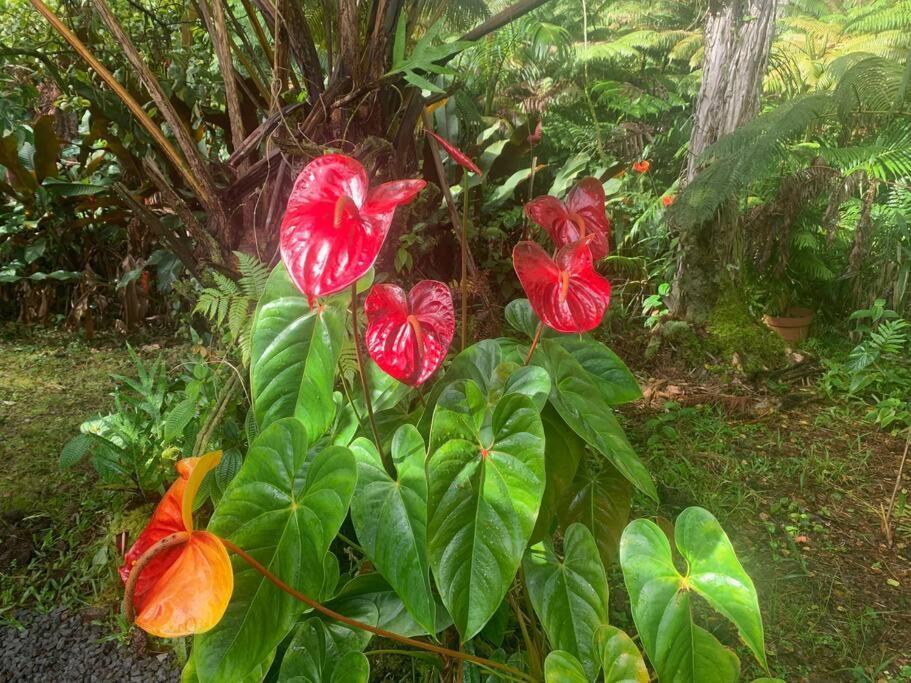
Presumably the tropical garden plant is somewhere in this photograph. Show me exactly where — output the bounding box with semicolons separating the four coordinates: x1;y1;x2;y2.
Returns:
118;153;776;682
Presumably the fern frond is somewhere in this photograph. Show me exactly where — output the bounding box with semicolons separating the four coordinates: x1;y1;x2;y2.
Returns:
235;251;270;299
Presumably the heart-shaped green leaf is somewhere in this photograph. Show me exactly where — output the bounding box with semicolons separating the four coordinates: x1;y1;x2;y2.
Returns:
558;461;631;566
594;626;648;683
619;507;764;682
537;341;656;501
321;574;450;652
350;425;435;633
250;263;345;438
676;507;767;668
531;407;584;543
524;523;610;680
417;338;522;432
193;418;356;682
504;298;539;340
544;651;587;683
278;617;369;683
550;337;641;405
427;380;545;639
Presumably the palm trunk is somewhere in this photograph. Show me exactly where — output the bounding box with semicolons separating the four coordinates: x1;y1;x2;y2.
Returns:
672;0;779;321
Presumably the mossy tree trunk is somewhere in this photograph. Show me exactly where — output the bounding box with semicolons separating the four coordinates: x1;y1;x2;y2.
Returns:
671;0;780;322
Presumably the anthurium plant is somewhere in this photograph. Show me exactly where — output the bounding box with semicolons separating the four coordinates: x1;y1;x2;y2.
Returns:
121;154;776;682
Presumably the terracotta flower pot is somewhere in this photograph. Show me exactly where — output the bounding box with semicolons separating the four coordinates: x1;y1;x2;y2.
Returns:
763;307;814;343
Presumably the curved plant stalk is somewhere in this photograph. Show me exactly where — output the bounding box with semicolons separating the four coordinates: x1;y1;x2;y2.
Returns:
350;284;392;476
27;0;207;202
121;532;535;682
221;539;536;683
122;531;191;623
525;322;544;364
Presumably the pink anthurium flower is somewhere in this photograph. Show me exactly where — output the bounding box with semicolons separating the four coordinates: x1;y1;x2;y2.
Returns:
364;280;455;386
280;154;426;299
513;238;612;334
524;177;611;260
425;130;482;176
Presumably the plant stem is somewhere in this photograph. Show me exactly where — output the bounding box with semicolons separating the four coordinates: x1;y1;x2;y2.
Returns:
508;591;541;680
523;150;537;240
461;168;470;350
221;539;535;683
420;109;480;282
525;323;544;365
884;434;910;546
122;531;190;623
350;284;392;477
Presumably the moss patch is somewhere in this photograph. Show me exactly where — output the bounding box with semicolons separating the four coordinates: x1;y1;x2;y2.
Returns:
707;295;787;373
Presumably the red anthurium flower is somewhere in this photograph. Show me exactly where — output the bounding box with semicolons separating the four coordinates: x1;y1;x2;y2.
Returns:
364;280;455;386
633;160;650;174
120;452;233;638
662;194;675;207
513;239;612;334
280;154;426;299
527;120;543;146
524;177;611;260
426;130;482;176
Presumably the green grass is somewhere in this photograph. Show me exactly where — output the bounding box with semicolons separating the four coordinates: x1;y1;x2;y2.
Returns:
0;325;151;620
622;400;911;682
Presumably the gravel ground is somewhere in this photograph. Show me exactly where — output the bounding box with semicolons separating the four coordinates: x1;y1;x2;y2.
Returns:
0;608;179;682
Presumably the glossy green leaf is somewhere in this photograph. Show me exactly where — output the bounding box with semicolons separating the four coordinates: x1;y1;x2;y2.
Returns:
676;507;767;669
544;651;587;683
550;337;641;405
250;263;345;437
619;508;763;683
558;461;631;566
594;626;648;683
278;617;369;683
692;627;741;683
537;341;656;501
531;407;584;543
504;299;551;341
353;357;412;415
350;425;434;633
321;574;449;652
523;524;610;680
193;419;356;682
417;338;522;432
427;380;545;639
182;649;274;683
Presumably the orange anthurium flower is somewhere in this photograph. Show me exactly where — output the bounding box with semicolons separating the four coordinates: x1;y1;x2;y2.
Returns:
632;160;650;174
119;452;233;638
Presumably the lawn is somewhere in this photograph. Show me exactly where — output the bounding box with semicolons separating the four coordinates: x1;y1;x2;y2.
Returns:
1;324;908;681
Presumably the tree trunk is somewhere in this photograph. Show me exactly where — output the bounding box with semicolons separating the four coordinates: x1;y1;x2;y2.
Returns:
672;0;779;321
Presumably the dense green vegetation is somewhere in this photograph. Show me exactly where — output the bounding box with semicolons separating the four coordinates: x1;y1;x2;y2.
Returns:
1;0;910;681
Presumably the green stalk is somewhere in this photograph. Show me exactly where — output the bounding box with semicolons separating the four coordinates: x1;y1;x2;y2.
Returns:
350;284;392;477
461;168;470;350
